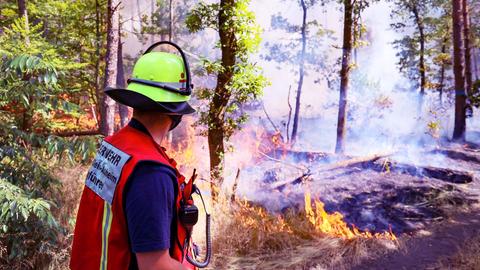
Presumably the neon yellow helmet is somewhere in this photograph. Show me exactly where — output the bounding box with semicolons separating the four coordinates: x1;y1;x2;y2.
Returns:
105;41;195;115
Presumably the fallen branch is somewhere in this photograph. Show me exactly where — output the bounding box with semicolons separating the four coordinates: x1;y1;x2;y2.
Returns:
366;159;475;184
270;153;392;191
46;129;102;137
271;173;311;191
313;153;391;173
430;149;480;164
231;168;241;202
257;151;309;173
268;149;330;162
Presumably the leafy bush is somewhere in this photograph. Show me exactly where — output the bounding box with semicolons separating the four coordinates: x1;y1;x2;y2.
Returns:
0;18;99;267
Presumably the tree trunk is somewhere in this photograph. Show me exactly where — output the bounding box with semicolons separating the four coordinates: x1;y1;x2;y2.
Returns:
150;0;155;43
116;23;129;128
412;5;426;109
169;0;173;42
290;0;307;143
17;0;30;45
208;0;236;201
462;0;472;95
469;5;478;81
17;0;31;130
474;46;479;81
94;0;102;127
335;0;354;154
136;0;142;33
100;0;120;136
438;28;450;103
452;0;466;141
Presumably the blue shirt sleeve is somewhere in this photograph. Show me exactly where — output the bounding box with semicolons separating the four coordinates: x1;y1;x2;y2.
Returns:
124;162;177;253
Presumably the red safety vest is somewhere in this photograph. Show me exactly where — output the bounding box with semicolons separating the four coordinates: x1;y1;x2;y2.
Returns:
70;125;192;270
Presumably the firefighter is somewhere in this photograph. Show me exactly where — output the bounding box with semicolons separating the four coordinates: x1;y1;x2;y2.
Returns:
70;42;197;270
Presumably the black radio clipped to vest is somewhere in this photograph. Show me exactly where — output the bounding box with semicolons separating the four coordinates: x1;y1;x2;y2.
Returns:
179;204;199;227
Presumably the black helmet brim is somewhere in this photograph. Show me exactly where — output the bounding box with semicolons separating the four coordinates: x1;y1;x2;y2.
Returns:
105;87;196;115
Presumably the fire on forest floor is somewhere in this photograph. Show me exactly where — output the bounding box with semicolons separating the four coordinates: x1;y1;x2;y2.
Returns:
207;195;399;270
195;136;479;269
20;145;479;270
171;125;480;269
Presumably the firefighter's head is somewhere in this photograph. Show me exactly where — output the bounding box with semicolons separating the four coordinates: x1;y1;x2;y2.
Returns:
105;41;195;130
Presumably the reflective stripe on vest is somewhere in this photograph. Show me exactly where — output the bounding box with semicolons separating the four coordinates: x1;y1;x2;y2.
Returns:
100;202;113;270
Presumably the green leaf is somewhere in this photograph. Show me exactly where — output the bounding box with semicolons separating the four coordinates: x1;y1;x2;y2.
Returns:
18;55;28;72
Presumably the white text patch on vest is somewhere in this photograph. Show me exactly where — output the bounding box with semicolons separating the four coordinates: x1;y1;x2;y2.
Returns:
85;141;131;204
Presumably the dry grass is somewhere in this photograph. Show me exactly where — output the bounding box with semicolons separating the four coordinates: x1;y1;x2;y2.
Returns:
1;163;403;270
436;234;480;269
39;165;88;270
43;164;88;270
208;196;399;270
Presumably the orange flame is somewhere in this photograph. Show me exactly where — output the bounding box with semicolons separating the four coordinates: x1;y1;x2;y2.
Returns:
304;192;397;240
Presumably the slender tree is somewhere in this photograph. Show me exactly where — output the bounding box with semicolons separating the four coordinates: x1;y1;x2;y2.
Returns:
100;0;120;136
462;0;472;95
452;0;466;140
290;0;308;143
16;0;29;44
412;2;427;103
117;22;129;128
335;0;354;154
437;29;450;102
428;7;452;103
390;0;431;109
263;0;329;143
16;0;32;131
471;2;479;82
169;0;173;41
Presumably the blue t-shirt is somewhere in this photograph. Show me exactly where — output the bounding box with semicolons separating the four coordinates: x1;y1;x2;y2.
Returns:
124;119;177;253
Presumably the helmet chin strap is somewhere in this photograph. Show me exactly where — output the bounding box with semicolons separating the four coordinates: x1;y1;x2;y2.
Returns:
168;115;183;131
143;41;193;96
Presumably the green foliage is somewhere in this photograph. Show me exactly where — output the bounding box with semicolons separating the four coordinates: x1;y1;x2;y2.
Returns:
135;0;197;46
471;80;480;108
0;4;100;264
1;0;107;108
263;0;335;85
0;179;56;233
390;0;451;92
185;3;219;32
0;52;98;261
186;0;269;139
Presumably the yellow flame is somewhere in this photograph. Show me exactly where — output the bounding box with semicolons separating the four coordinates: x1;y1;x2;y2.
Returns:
305;192;397;240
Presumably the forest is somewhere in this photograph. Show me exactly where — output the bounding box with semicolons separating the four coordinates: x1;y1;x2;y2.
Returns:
0;0;480;269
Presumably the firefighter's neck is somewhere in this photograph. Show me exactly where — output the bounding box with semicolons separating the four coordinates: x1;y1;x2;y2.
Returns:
133;111;171;145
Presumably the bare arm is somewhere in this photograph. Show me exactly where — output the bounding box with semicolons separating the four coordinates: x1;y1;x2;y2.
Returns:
136;249;188;270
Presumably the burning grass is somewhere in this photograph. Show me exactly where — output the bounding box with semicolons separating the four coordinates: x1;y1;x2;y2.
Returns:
304;193;397;241
210;194;399;269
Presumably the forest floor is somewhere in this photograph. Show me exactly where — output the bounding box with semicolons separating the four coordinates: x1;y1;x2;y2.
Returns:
214;208;480;270
217;142;480;269
357;209;480;269
47;142;480;270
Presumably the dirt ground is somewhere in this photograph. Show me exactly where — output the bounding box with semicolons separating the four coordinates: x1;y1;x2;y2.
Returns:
356;209;480;270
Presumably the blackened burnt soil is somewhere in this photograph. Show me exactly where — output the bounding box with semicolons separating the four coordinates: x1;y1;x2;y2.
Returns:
234;145;480;269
